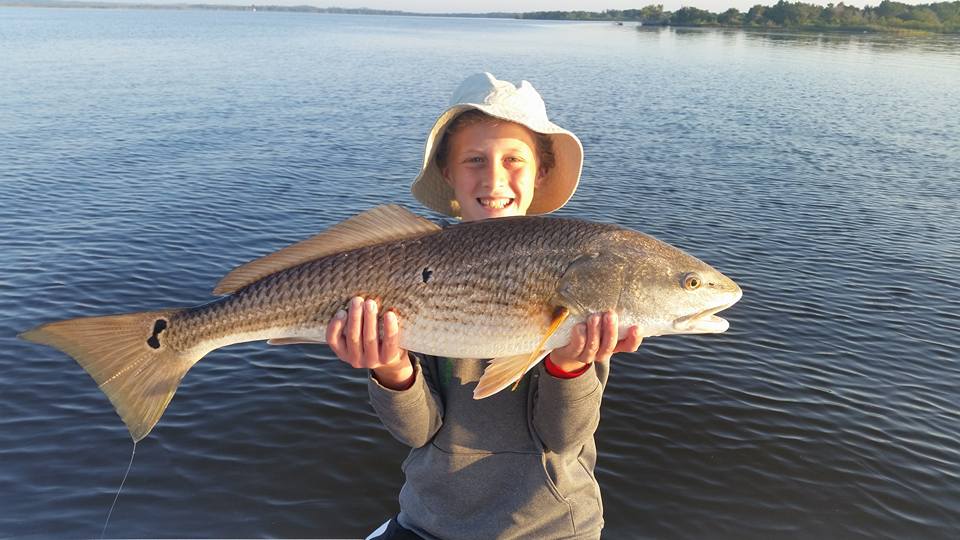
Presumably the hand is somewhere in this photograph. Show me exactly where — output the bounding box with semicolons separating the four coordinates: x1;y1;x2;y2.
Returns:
326;296;414;390
548;311;643;373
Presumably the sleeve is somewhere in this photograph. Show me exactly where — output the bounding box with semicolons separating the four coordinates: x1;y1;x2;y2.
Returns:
531;360;610;454
367;354;444;448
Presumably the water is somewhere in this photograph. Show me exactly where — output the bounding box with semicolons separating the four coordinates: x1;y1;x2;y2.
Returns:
2;8;959;538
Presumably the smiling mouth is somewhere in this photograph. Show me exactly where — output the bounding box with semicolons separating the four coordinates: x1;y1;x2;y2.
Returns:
477;198;515;209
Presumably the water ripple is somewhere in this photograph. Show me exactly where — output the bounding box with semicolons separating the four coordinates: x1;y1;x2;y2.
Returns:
2;9;959;539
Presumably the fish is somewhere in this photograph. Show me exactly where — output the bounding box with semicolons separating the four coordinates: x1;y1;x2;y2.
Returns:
19;204;742;442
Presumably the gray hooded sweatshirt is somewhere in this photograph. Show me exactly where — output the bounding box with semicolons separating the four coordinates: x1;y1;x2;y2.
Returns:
368;355;609;540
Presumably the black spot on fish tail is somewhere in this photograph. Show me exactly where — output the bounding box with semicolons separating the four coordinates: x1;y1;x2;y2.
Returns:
422;267;433;283
146;319;167;349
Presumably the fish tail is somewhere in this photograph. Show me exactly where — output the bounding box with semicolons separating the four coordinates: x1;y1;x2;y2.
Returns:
19;309;201;442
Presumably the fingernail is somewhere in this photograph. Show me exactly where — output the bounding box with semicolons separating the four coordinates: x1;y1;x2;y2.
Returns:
334;309;347;320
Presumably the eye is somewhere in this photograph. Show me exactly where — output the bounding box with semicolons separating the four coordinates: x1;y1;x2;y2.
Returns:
682;273;702;291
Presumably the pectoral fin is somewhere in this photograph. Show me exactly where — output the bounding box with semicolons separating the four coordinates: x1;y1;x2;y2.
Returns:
473;307;571;399
473;351;550;400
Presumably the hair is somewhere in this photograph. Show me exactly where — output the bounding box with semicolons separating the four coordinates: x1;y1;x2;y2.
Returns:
434;109;556;176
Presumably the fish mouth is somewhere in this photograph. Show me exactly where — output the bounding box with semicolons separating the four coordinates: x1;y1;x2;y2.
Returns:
672;289;742;334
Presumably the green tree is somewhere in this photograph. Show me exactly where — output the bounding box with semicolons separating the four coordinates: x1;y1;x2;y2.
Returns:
745;4;770;26
906;6;942;26
718;8;744;25
932;1;960;30
763;1;821;26
671;6;718;25
520;2;960;32
876;0;912;19
639;4;668;24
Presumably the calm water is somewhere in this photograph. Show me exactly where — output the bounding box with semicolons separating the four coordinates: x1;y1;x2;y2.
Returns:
1;8;959;539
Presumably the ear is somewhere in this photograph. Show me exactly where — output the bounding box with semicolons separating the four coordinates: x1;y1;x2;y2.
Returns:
535;167;546;188
442;166;455;187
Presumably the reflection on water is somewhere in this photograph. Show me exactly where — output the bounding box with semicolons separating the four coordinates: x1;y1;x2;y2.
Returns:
1;8;959;539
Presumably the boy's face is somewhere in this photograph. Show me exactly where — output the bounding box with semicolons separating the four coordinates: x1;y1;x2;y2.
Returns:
442;121;542;222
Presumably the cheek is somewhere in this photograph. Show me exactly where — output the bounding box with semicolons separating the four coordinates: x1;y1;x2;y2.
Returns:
444;167;470;192
515;170;539;195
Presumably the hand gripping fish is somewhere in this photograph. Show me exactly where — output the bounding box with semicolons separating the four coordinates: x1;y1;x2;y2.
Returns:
20;205;742;442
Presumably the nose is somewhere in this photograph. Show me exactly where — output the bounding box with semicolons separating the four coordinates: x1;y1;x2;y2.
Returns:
481;161;509;189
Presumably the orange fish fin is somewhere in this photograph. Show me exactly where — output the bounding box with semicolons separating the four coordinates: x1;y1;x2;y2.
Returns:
473;351;549;400
214;205;440;295
19;309;201;442
474;307;571;399
510;306;571;391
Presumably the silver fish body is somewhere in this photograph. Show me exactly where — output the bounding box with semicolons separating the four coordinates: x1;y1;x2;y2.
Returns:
21;205;742;441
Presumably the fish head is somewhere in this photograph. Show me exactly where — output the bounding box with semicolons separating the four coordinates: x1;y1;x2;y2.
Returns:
615;231;742;337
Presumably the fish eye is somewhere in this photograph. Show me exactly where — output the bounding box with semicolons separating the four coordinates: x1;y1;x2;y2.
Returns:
682;273;702;291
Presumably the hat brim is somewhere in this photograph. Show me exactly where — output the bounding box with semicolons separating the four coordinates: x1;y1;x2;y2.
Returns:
411;104;583;218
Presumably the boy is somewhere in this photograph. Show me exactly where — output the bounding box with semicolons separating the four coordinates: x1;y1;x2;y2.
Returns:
329;73;642;540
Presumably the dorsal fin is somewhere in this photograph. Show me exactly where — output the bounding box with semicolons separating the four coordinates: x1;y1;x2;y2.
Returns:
213;204;440;295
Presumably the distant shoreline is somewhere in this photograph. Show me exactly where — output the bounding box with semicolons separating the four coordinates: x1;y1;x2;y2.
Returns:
3;1;958;34
2;0;514;17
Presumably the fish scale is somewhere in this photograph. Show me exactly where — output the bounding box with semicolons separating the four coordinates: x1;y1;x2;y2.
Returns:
174;217;587;353
19;205;741;441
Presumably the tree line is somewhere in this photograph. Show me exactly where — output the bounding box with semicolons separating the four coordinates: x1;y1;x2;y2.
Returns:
7;0;958;32
520;1;960;33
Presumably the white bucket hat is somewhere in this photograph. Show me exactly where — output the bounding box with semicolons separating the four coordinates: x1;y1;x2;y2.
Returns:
411;72;584;217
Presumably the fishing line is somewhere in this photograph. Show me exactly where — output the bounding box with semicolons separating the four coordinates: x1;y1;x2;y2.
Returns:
101;440;136;539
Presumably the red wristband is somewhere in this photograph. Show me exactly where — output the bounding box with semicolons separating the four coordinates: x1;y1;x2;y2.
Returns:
544;354;590;379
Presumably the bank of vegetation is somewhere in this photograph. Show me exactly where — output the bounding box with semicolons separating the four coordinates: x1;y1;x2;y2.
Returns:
522;1;960;33
5;1;959;34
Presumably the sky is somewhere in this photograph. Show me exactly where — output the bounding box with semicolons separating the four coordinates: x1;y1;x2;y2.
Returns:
129;1;908;13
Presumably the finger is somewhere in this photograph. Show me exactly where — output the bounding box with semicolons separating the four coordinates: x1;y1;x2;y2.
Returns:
581;313;602;363
565;323;588;359
598;311;618;355
612;326;643;354
345;296;365;366
550;323;586;364
362;299;381;366
326;309;348;358
594;312;618;364
380;310;402;365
